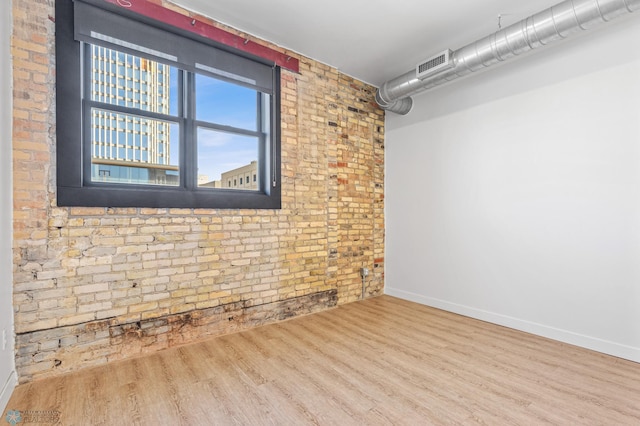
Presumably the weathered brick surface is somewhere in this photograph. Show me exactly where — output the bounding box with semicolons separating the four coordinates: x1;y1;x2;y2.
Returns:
12;0;385;383
15;290;338;379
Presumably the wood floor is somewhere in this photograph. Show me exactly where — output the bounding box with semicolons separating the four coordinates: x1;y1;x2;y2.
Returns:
6;295;640;425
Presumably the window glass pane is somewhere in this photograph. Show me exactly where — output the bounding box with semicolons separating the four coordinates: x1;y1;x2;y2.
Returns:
195;74;257;130
90;45;179;117
91;108;180;186
197;127;259;190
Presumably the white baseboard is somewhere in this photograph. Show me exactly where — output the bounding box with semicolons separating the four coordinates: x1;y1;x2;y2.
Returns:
1;370;17;414
385;287;640;363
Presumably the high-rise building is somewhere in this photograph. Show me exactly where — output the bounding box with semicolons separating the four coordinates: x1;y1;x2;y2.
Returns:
89;45;178;185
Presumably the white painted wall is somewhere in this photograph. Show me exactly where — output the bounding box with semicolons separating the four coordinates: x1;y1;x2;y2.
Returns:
0;0;16;413
386;15;640;362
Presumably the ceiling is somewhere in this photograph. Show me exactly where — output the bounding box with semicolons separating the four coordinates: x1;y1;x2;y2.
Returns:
171;0;560;87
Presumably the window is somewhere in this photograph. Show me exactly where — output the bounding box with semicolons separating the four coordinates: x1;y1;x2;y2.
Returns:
55;0;281;209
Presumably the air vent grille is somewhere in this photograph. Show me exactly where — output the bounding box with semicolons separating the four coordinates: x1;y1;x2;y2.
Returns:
416;50;453;79
419;55;445;73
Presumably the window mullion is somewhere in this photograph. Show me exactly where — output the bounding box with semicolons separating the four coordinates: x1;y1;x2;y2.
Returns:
193;121;262;138
183;71;196;190
256;91;266;193
82;42;93;186
84;100;178;123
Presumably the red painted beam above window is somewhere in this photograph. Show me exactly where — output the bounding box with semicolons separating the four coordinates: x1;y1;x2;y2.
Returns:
100;0;300;73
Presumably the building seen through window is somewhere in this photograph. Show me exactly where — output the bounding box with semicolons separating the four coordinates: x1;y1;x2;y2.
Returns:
199;161;258;189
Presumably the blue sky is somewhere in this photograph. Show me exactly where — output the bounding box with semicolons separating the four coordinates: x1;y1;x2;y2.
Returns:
169;70;262;183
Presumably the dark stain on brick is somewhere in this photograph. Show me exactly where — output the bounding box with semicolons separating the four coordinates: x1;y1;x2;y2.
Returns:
86;320;110;332
120;322;142;339
106;290;338;348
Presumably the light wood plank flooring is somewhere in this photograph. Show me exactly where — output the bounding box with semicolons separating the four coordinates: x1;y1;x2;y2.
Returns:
6;295;640;425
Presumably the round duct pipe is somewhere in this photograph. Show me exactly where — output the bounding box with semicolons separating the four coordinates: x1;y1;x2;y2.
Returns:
375;89;413;115
376;0;640;115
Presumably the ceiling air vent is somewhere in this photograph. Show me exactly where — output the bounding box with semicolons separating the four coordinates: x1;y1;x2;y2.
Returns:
416;49;453;79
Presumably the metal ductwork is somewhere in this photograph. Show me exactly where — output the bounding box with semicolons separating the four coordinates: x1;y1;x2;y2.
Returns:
376;0;640;115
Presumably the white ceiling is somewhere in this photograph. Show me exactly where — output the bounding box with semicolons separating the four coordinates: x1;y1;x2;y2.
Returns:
171;0;561;87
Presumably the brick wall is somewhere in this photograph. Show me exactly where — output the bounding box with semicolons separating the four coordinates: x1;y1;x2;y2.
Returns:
12;0;385;382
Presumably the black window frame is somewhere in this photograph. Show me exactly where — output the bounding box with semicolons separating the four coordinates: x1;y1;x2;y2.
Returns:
55;0;281;209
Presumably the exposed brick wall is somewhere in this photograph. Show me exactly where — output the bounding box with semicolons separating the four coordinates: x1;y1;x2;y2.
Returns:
12;0;385;383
